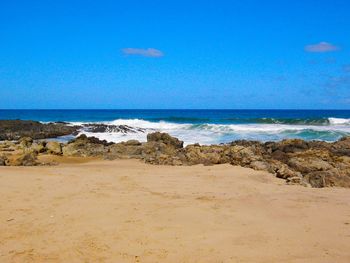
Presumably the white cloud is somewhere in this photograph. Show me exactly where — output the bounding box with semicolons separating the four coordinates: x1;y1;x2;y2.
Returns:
304;42;339;53
343;64;350;73
122;48;164;57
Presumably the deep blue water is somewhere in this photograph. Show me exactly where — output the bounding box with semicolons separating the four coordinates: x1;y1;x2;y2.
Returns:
1;109;350;124
1;110;350;144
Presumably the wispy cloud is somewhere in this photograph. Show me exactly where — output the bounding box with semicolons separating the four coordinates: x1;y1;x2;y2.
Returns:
343;64;350;73
304;42;339;53
122;48;164;57
340;98;350;104
308;57;337;65
324;75;350;94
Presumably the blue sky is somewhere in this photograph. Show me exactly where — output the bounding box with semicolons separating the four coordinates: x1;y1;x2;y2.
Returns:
0;0;349;109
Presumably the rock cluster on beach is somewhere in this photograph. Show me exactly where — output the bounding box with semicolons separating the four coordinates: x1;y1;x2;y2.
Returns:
1;129;350;188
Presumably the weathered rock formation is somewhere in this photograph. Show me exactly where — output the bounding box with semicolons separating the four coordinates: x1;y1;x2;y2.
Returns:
0;120;147;140
1;130;350;188
0;120;79;140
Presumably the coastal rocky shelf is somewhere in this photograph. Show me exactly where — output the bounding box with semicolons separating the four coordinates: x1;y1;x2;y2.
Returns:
0;119;146;140
1;120;350;188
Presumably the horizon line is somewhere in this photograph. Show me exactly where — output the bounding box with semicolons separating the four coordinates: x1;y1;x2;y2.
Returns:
1;109;350;111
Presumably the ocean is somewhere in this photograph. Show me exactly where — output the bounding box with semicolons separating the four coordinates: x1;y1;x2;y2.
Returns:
1;109;350;145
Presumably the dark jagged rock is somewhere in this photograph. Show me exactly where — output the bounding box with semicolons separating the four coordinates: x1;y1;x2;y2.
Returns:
124;140;142;146
230;140;262;148
0;155;6;166
82;124;146;134
62;134;113;157
331;136;350;156
0;120;149;142
267;139;309;153
147;132;184;148
0;120;79;140
68;134;114;146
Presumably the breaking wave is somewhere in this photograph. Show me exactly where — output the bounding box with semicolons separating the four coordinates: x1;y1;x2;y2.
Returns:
70;117;350;145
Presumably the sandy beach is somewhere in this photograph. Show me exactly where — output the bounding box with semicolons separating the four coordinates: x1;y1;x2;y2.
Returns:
0;159;349;262
2;0;350;261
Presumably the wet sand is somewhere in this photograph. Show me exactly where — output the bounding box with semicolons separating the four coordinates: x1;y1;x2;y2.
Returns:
0;159;350;262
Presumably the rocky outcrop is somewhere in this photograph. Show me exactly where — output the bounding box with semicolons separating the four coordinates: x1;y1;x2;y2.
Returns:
331;136;350;156
46;141;62;155
1;130;350;188
146;132;184;148
30;141;46;153
0;155;6;166
5;152;38;166
19;137;34;148
0;120;79;140
139;135;350;188
0;120;147;141
61;134;118;157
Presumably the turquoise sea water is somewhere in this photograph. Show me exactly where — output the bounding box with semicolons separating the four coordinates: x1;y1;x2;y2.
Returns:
1;110;350;144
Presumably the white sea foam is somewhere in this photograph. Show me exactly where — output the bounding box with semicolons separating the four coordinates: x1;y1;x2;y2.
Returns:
328;117;350;125
69;118;350;145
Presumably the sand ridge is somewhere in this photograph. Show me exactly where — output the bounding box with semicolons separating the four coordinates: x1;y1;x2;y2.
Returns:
0;159;350;262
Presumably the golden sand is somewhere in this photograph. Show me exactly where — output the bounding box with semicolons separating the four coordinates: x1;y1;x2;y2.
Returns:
1;159;350;262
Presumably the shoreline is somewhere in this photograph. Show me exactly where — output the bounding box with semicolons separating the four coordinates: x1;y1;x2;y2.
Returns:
1;119;350;188
1;159;350;262
1;131;350;188
1;117;350;144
